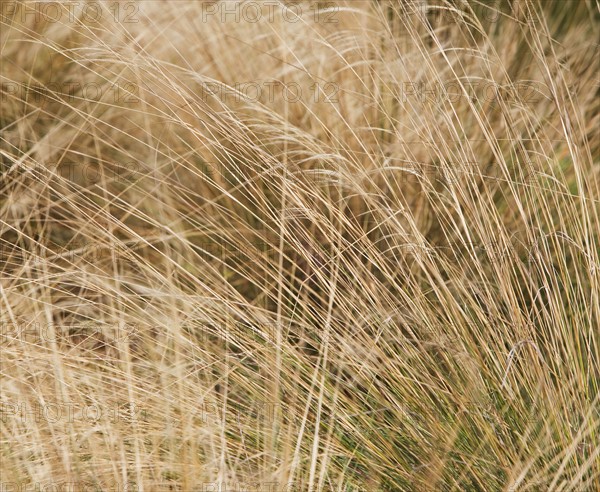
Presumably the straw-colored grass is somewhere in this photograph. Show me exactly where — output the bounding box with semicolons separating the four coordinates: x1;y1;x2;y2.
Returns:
1;1;598;490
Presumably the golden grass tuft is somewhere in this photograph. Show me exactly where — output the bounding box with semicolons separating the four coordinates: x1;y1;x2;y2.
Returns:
1;1;599;490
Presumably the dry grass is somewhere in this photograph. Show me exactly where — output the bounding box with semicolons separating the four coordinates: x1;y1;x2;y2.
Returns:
1;1;599;490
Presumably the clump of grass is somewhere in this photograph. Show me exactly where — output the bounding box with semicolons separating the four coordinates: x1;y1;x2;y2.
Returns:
1;1;598;490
